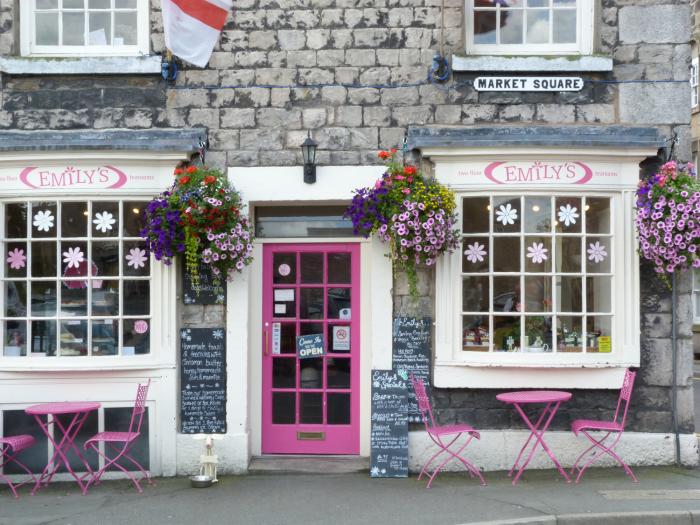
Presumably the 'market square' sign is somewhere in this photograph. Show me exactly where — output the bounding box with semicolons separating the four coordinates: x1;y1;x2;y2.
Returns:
474;77;584;92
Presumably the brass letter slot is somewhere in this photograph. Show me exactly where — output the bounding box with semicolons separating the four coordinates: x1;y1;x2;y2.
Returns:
297;431;325;441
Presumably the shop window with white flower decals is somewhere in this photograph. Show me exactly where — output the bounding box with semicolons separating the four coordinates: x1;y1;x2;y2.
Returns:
1;200;151;357
460;195;614;355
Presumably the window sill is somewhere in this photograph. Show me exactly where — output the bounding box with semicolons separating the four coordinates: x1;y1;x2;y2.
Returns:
0;359;175;373
0;55;163;75
451;55;613;73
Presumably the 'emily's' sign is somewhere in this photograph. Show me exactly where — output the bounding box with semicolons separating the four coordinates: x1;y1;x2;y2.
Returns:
485;161;593;184
474;77;584;92
19;165;128;189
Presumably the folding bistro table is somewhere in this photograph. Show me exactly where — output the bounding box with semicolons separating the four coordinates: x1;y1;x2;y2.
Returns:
496;390;572;486
25;401;101;495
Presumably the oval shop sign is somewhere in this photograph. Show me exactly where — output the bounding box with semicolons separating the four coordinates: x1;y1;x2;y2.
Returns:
19;165;128;190
484;161;593;185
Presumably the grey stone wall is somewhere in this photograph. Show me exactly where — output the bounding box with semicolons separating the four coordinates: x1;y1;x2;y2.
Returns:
0;0;694;432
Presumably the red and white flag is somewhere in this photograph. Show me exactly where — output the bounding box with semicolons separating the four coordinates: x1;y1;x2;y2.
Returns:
162;0;232;67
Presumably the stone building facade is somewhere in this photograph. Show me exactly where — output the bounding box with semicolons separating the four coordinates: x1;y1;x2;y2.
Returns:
0;0;696;477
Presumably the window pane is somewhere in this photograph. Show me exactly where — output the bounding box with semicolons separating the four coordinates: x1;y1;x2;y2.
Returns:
493;197;520;233
300;393;323;423
525;236;551;272
5;203;28;238
31;281;57;317
32;203;57;238
273;357;296;388
272;393;295;424
92;241;119;276
63;12;85;46
493;237;520;272
327;253;351;284
493;316;520;352
557;316;583;353
61;241;88;278
36;12;59;45
494;276;520;312
32;320;57;356
327;393;351;424
553;9;576;43
92;319;118;356
88;12;111;45
300;253;323;283
123;280;149;315
463;315;489;351
124;242;149;276
463;237;489;273
327;358;350;389
585;316;612;353
61;202;88;237
93;280;118;316
300;358;323;389
474;10;497;44
114;12;137;45
585;198;611;234
61;282;87;316
524;276;551;312
555;197;581;233
273;253;296;284
462;275;489;312
37;0;58;8
6;243;27;278
5;282;27;317
88;0;110;7
556;236;581;273
300;288;324;319
64;0;85;7
528;0;549;6
500;9;524;44
115;0;137;7
462;197;490;233
60;320;87;356
123;201;146;237
327;287;350;319
123;318;150;355
4;321;26;356
586;276;612;313
526;9;549;44
92;203;119;237
524;316;552;353
524;197;551;233
557;276;582;312
585;237;610;273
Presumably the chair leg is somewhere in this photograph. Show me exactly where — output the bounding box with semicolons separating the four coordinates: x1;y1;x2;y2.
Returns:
571;436;604;476
574;431;636;483
425;434;486;488
0;447;38;499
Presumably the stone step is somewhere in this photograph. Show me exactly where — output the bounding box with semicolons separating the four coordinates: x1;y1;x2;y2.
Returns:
249;455;369;475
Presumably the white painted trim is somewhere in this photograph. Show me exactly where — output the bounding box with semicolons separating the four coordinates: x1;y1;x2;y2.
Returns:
227;166;393;466
0;56;163;75
451;55;613;72
409;430;700;472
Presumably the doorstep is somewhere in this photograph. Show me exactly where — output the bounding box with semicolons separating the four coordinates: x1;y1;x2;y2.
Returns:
249;456;369;475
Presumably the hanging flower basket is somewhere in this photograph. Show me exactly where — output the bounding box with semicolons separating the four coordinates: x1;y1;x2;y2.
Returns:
345;149;460;297
635;161;700;285
141;165;254;289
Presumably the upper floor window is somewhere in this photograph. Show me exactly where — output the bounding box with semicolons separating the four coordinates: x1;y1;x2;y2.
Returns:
693;268;700;324
20;0;149;57
691;57;699;109
467;0;594;55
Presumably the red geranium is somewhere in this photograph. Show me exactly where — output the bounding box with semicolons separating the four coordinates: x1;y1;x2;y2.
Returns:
178;176;191;185
378;151;391;160
186;166;198;174
404;166;417;176
174;168;183;176
204;175;216;184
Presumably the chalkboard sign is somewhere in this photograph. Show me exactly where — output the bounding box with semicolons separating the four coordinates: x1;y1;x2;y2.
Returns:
180;327;226;434
296;333;325;359
370;370;408;478
392;316;431;423
183;264;226;305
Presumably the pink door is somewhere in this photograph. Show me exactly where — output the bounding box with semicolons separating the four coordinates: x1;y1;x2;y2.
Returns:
262;243;360;454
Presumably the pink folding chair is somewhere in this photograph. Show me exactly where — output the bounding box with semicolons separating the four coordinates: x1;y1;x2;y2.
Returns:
84;380;151;493
570;369;638;483
0;434;37;498
410;374;486;487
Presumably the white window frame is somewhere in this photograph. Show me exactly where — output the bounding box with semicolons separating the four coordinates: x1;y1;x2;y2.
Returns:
693;268;700;325
465;0;594;56
19;0;150;57
691;57;699;110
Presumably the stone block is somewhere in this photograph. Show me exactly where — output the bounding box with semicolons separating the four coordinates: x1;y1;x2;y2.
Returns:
239;127;285;150
307;29;330;49
235;88;272;108
248;30;278;50
535;104;576;123
278;30;306;50
93;108;125;129
461;104;498;124
498;104;535;122
330;150;361;165
154;109;187;128
392;105;433;126
220;108;256;128
290;10;320;29
673;44;691;81
321;9;344;27
233;51;267;68
613;64;645;81
434;105;461;124
380;86;419;106
255;68;296;86
182;305;204;324
359;67;391;85
419;85;449;105
380;127;407;150
184;70;219;87
219;30;248;51
613;44;637;64
348;87;380;104
260;149;297;166
302;108;328;128
219;69;256;87
267;51;287;68
235;10;267;30
364;106;392;126
388;7;413;27
298;68;334;86
210;88;236;108
645;64;674;81
620;83;690;124
404;27;433;48
208;129;240;150
575;104;615;124
317;50;345;67
391;66;426;84
256;108;302;129
335;67;360;85
344;9;364;28
286;51;317;68
638;44;674;64
354;28;391;48
47;109;91;129
320;86;347;104
335;106;363;127
619;5;690;44
377;49;400;66
398;49;421;66
329;29;354;49
186;108;217;129
346;49;376;66
227;150;258;166
167;89;208;109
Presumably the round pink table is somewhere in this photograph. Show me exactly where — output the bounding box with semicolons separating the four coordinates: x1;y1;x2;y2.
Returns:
496;390;572;486
25;402;101;495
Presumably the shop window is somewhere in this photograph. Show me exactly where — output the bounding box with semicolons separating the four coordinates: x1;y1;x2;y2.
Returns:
693;268;700;325
692;58;699;110
461;195;613;355
20;0;149;57
1;200;151;358
466;0;593;55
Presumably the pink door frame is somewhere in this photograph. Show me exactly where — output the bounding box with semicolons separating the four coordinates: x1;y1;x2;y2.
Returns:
261;243;361;455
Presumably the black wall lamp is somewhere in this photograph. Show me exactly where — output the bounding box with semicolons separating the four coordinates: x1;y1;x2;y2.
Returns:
301;132;317;184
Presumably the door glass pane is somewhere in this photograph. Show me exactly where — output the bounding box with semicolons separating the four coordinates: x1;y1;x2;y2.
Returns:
327;393;350;425
299;322;323;336
300;358;323;389
32;281;57;316
32;241;57;277
557;316;583;353
278;322;296;354
327;288;350;319
327;253;351;284
273;253;296;284
273;357;296;388
273;288;295;318
493;237;520;272
327;358;350;389
272;392;295;424
32;320;57;356
462;237;489;272
327;324;350;352
300;288;324;319
4;321;26;356
61;202;88;237
60;320;87;356
462;197;490;234
300;253;323;283
6;203;28;238
63;12;85;45
5;282;26;317
300;393;323;423
462;276;488;312
123;319;150;355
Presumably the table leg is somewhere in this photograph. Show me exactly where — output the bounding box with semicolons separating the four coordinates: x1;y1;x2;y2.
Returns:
508;403;552;477
510;401;571;486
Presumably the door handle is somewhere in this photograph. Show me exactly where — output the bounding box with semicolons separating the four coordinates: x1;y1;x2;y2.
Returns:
264;330;270;356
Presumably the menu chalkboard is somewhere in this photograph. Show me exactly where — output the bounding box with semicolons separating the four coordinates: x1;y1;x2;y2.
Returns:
393;316;431;423
180;327;226;434
370;370;408;478
183;264;226;305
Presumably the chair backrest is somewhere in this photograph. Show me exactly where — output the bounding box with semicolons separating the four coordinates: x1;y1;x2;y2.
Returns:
128;379;151;435
613;369;636;428
409;374;436;430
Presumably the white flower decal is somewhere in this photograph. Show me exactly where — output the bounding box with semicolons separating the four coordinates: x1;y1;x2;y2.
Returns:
213;329;224;340
125;247;147;269
62;246;85;269
6;248;26;270
587;241;608;263
526;242;549;264
93;211;116;233
495;203;518;226
464;242;487;264
33;210;55;232
558;204;579;227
